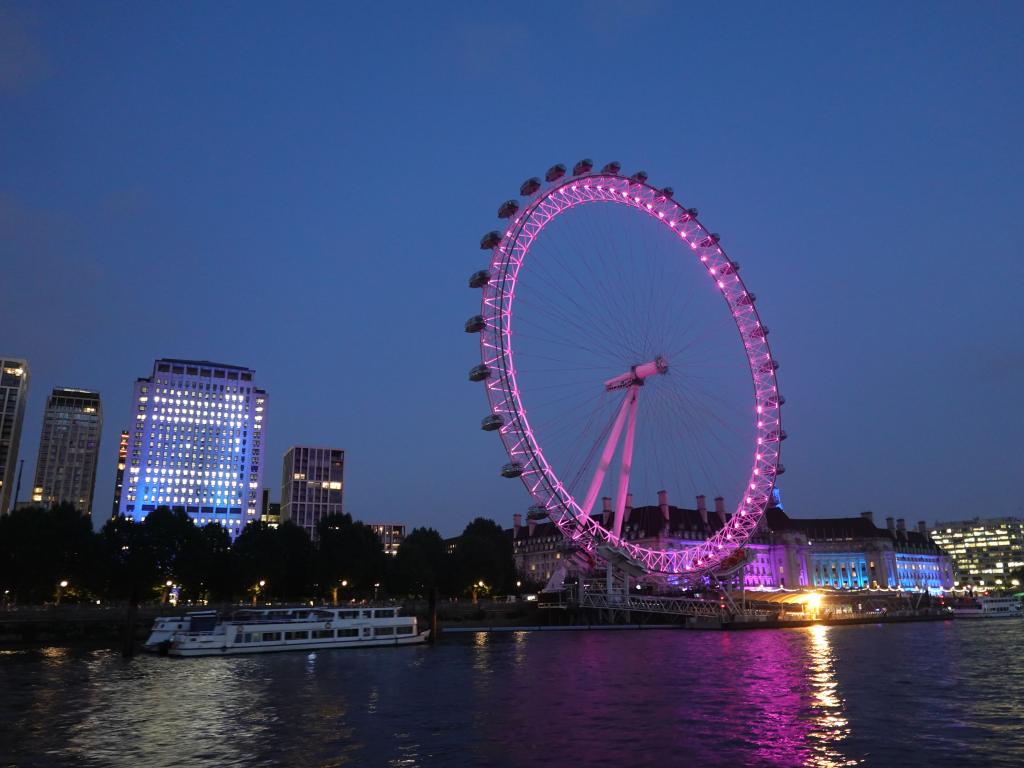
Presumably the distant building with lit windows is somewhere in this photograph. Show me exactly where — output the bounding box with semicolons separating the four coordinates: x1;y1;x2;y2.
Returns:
119;359;268;538
930;518;1024;588
111;429;129;518
370;523;405;555
260;488;282;527
281;446;344;539
0;358;29;515
510;494;953;593
32;388;103;516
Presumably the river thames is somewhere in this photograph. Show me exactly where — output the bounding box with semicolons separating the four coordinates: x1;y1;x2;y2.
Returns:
1;620;1021;767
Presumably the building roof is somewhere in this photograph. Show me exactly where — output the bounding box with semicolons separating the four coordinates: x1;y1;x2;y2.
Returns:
765;508;942;552
157;358;255;372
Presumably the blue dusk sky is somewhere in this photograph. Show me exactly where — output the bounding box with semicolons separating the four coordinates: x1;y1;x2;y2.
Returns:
1;2;1022;534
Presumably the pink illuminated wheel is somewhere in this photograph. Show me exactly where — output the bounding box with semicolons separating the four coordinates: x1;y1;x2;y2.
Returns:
466;161;784;579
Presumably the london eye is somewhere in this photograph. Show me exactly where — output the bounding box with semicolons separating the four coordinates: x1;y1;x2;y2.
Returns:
466;160;784;581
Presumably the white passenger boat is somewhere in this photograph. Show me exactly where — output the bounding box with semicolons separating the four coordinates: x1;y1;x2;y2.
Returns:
145;605;429;656
952;595;1022;619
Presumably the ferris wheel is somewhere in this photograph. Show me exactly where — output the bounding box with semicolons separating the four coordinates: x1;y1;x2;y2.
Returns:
465;160;784;579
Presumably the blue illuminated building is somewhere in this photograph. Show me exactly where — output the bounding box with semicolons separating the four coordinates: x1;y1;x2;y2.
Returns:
119;359;268;538
511;496;954;593
764;509;954;593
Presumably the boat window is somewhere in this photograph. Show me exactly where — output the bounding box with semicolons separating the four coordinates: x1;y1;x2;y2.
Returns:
396;626;414;635
373;609;395;618
338;610;359;619
375;627;395;637
337;628;359;638
312;629;333;639
261;632;282;642
362;627;372;637
361;610;372;619
285;631;309;640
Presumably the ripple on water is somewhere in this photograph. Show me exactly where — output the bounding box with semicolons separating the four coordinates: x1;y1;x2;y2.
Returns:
1;621;1022;767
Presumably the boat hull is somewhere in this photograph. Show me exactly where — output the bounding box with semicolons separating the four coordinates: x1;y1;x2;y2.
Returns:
168;630;431;657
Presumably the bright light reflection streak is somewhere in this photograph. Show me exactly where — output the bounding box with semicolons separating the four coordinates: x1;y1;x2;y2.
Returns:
806;625;861;767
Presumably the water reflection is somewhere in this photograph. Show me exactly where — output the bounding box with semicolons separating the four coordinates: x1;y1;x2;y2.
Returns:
806;625;860;767
2;625;1022;767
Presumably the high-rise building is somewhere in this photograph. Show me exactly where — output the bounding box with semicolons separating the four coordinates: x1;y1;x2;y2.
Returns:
0;359;30;515
120;359;268;538
370;523;405;555
259;488;281;527
281;446;344;539
111;429;129;518
931;518;1024;587
32;388;103;515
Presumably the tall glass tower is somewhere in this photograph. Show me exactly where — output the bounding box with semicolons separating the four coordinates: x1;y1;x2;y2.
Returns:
120;359;268;538
0;358;29;515
32;388;103;515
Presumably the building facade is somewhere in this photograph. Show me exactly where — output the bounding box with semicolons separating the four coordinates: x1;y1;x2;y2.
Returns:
32;388;103;515
259;488;281;527
119;359;268;538
930;518;1024;588
0;359;29;514
370;523;405;555
511;493;954;593
281;446;344;539
111;429;129;518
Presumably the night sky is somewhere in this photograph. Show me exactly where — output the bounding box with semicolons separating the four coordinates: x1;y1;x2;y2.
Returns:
2;2;1022;535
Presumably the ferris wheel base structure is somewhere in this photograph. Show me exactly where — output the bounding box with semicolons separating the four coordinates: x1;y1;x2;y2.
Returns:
466;159;785;588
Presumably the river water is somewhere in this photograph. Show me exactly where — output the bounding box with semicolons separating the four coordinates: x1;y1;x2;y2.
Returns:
1;620;1021;767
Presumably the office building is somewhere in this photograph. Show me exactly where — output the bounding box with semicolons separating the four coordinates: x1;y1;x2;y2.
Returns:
32;388;103;515
930;518;1024;587
281;446;344;539
260;488;281;527
120;359;269;538
0;359;29;514
370;523;405;555
111;429;129;518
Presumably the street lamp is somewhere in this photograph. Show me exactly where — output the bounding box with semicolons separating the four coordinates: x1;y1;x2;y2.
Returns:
373;582;381;601
56;580;69;605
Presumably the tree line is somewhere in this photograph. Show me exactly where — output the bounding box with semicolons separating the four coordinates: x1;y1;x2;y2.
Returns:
0;504;521;605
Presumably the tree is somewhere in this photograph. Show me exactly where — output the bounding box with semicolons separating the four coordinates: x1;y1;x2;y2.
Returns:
178;522;234;602
451;517;516;595
0;503;98;603
392;527;447;596
98;514;156;604
141;507;204;599
315;513;387;601
233;521;314;602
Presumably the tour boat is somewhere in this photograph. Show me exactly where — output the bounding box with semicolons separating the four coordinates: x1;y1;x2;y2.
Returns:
952;595;1023;619
145;605;430;656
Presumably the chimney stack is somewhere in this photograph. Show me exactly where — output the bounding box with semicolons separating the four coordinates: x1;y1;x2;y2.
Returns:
918;520;927;535
658;489;670;522
513;513;522;539
714;496;727;526
860;510;874;525
886;516;895;532
697;494;708;527
896;518;906;532
602;496;612;527
528;518;536;536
